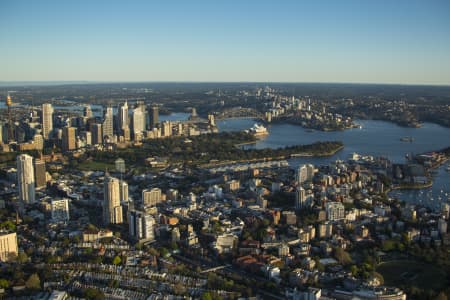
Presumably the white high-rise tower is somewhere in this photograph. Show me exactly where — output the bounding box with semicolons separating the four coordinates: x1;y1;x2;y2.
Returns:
42;103;53;139
17;154;35;203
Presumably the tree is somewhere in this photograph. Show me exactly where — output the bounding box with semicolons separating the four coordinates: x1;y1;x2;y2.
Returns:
0;278;9;289
25;273;41;290
17;252;29;263
112;255;121;265
334;247;353;265
84;288;105;300
201;292;213;300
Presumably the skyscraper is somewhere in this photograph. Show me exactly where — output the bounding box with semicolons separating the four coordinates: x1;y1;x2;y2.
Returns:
17;154;35;203
91;123;102;145
103;175;123;225
42;103;53;139
102;106;114;139
34;159;46;189
119;179;129;202
132;107;145;137
62;127;76;152
150;106;158;129
118;101;129;130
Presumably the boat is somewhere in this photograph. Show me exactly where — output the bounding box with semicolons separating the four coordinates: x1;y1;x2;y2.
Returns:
400;136;414;142
246;123;269;137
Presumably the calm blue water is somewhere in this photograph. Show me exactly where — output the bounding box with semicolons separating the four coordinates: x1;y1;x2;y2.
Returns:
217;118;450;209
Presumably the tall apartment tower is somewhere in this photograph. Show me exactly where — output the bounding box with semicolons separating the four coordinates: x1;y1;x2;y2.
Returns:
296;164;315;184
150;106;159;129
102;106;114;139
62;127;76;152
103;175;123;225
42;103;53;139
17;154;35;203
34;159;46;188
128;210;155;242
0;232;18;262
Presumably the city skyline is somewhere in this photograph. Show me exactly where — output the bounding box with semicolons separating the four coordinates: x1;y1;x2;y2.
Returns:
1;0;450;85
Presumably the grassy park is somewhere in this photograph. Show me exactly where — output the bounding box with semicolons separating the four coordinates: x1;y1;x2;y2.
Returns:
376;260;448;291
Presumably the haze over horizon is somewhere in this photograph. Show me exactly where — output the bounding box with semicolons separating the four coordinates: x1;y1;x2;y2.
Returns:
1;0;450;85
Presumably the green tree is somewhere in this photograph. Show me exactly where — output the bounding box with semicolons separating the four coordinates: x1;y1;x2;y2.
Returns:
17;252;28;263
0;278;9;289
25;273;41;290
112;255;121;265
201;292;213;300
334;247;353;265
84;288;105;300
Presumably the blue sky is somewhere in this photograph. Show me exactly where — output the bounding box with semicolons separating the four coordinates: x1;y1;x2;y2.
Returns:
1;0;450;84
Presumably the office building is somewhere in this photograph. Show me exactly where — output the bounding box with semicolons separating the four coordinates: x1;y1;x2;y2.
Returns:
42;103;53;139
0;232;18;262
102;106;114;139
51;198;70;222
132;107;145;137
150;106;158;129
103;175;123;225
34;159;46;188
118;101;129;130
62;127;76;152
17;154;35;203
142;188;162;207
128;210;155;242
91;123;102;145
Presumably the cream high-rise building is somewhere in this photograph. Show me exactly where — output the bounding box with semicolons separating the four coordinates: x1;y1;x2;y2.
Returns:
103;175;123;225
42;103;53;139
0;232;18;262
17;154;35;203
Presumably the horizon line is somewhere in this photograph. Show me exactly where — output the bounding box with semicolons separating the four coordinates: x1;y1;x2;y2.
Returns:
0;80;450;88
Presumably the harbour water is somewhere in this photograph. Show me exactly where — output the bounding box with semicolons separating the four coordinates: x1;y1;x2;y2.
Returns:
217;118;450;209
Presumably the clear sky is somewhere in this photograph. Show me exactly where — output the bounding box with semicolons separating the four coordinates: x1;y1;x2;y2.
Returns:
1;0;450;84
